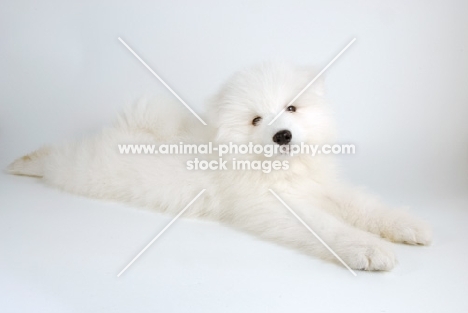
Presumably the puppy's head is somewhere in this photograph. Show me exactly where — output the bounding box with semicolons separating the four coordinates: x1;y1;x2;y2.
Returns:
210;62;337;157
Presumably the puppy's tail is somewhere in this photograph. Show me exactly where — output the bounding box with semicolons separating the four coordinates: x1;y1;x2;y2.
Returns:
7;146;50;177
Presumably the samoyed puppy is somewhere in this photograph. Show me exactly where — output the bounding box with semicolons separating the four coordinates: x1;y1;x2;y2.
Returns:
8;62;431;271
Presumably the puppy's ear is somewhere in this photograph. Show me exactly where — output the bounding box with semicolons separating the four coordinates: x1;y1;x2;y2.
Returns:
205;93;221;129
311;75;325;97
302;66;326;97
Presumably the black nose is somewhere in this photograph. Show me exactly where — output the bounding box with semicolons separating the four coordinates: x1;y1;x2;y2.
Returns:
273;130;292;145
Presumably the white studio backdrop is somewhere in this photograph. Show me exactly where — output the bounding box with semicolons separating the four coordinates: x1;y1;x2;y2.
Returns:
1;1;467;201
1;0;467;199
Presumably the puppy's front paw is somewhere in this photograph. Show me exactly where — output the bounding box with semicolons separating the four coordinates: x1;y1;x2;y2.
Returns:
340;239;396;271
381;210;432;245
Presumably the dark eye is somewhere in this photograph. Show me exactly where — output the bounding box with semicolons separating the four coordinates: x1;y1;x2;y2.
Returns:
252;116;262;126
287;105;296;112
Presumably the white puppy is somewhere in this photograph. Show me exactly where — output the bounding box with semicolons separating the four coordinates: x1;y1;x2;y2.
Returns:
8;62;431;271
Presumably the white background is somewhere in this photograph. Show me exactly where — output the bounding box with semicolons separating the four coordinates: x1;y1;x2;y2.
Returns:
1;0;467;312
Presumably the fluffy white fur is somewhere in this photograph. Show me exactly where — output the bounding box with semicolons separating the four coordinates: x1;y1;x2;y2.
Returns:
8;62;431;271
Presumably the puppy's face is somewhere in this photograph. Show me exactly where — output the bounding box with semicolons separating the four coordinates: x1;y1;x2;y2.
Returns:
211;63;336;158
